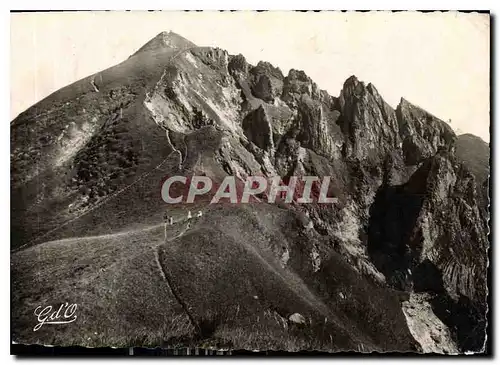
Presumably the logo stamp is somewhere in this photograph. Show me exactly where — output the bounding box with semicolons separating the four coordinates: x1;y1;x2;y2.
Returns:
33;303;78;331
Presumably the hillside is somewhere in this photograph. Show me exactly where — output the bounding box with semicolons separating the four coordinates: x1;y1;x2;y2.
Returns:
11;31;489;353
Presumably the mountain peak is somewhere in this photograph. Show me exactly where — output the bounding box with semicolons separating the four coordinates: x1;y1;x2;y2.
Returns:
132;31;197;56
11;32;489;354
399;97;410;106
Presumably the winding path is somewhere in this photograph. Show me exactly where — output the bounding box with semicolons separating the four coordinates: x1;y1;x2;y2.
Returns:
153;221;201;337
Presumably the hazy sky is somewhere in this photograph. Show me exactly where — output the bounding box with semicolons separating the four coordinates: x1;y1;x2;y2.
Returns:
10;11;490;141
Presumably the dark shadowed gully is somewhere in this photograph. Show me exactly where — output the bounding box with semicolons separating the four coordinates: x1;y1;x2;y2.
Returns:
11;31;489;353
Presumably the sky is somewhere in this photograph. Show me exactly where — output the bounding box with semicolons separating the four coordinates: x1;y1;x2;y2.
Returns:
10;11;490;141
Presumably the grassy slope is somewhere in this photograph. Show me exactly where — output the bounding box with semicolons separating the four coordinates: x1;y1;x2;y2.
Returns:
12;40;420;352
455;133;490;184
11;48;182;248
12;201;418;352
12;222;191;348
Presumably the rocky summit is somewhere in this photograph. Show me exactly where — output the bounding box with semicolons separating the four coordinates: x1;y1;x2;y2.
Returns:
11;32;490;353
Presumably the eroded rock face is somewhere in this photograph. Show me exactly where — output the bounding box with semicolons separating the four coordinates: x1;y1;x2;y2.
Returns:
366;151;488;350
402;293;459;354
249;61;284;103
226;56;488;352
11;32;489;353
338;77;401;162
397;98;457;165
283;69;321;102
242;105;274;152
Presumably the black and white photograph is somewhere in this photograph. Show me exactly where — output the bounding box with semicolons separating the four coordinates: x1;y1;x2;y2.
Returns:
9;10;491;355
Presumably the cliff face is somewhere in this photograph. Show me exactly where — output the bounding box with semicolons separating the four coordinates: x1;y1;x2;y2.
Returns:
11;32;489;353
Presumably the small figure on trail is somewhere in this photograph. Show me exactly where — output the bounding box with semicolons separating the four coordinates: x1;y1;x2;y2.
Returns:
163;211;174;239
196;210;203;218
163;211;173;225
187;210;192;220
163;212;168;239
